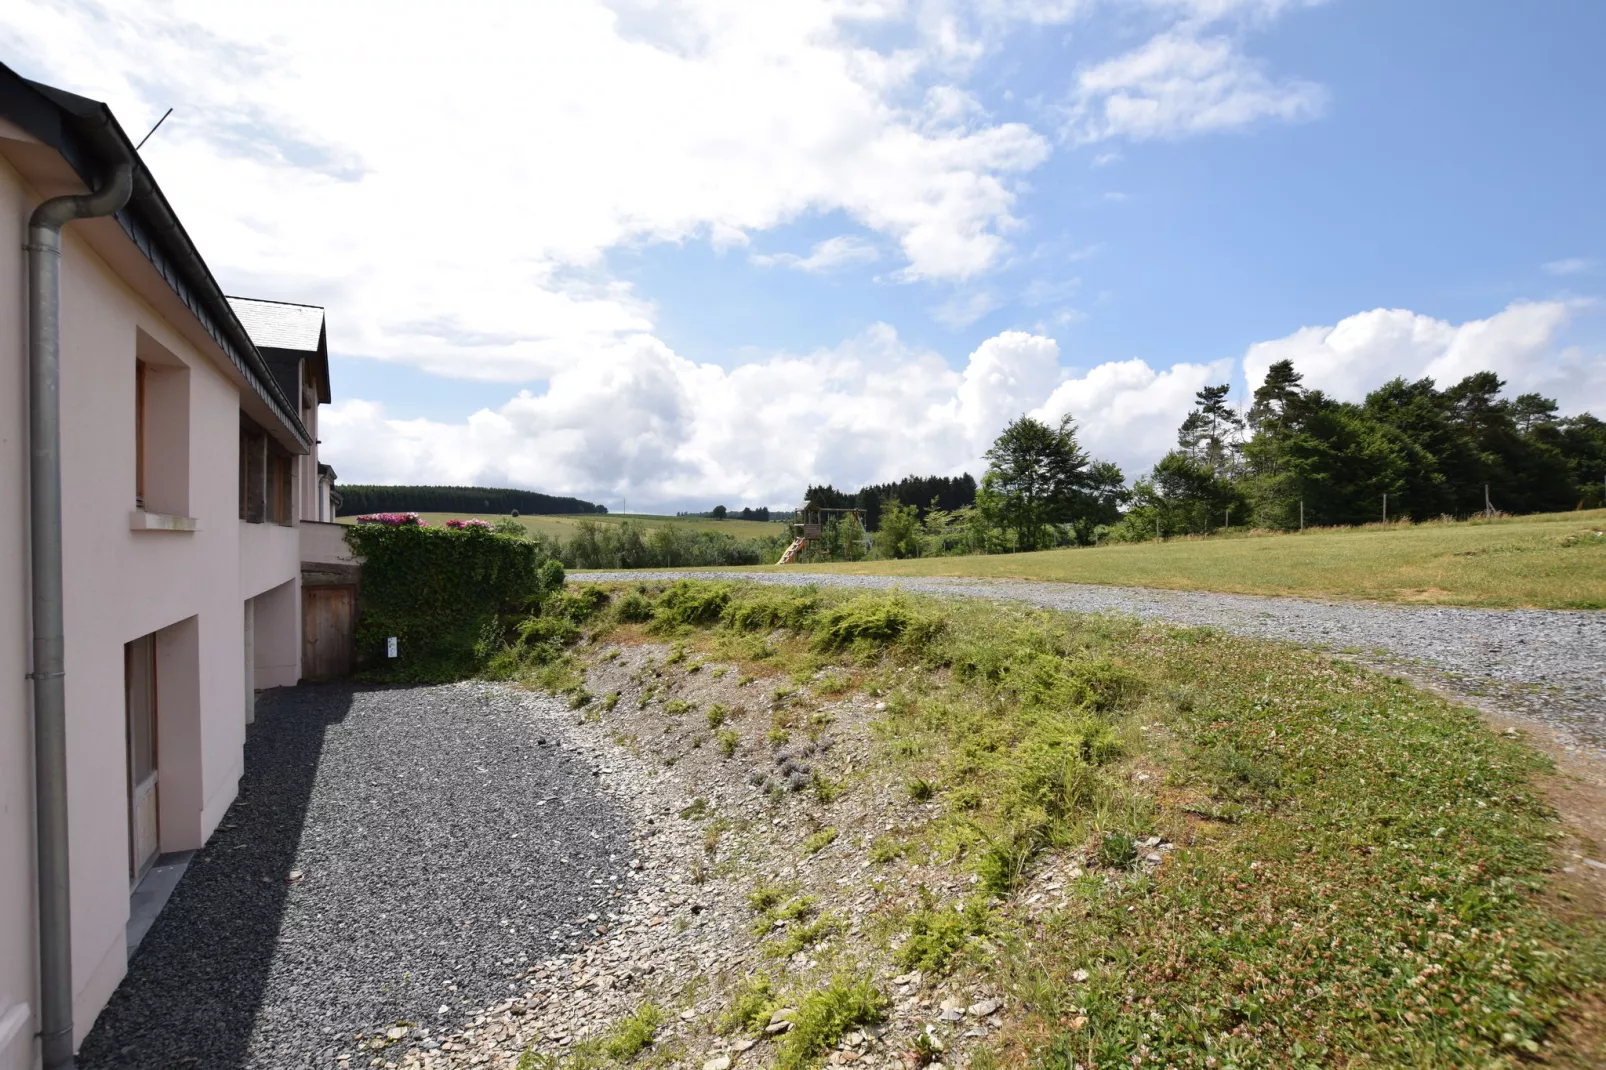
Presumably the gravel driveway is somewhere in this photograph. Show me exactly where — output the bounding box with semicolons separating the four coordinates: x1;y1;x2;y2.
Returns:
585;571;1606;755
80;683;628;1069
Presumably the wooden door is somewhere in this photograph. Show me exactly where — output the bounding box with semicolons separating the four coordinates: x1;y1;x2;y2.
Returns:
126;634;159;885
302;586;355;682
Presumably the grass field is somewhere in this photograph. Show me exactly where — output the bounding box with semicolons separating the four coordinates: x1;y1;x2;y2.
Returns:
338;511;789;540
757;509;1606;609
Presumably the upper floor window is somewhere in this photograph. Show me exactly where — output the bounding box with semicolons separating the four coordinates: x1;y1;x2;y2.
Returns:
134;331;190;517
239;418;294;526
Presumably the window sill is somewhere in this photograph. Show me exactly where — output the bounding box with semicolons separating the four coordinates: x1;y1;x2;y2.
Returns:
130;510;198;532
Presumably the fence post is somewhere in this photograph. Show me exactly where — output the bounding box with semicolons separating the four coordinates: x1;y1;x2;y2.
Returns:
1383;493;1387;524
1299;499;1304;532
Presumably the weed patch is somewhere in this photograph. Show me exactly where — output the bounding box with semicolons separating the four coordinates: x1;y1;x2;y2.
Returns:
775;977;888;1070
895;888;994;974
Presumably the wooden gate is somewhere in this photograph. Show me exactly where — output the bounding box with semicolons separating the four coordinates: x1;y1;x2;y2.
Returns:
302;585;355;682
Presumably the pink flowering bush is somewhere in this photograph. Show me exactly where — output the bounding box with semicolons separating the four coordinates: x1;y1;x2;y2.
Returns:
445;518;493;530
355;512;426;527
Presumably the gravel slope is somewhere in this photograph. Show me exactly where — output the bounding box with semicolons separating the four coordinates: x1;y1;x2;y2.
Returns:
80;683;628;1069
584;571;1606;755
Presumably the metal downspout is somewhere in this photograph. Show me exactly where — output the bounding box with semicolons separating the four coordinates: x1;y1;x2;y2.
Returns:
27;155;133;1070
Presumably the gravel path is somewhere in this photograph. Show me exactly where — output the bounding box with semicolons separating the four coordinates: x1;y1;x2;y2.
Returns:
80;683;628;1070
585;571;1606;755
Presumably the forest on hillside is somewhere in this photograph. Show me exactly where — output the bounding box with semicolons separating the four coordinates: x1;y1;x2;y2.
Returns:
337;485;607;517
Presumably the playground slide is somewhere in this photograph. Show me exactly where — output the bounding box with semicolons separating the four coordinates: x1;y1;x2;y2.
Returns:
777;537;804;564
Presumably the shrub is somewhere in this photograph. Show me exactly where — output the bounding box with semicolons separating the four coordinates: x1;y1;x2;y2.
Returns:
803;827;838;854
720;978;779;1035
813;595;938;652
650;580;733;630
601;1002;663;1060
537;558;566;593
1095;829;1137;870
516;616;580;649
344;522;547;681
615;590;655;623
545;585;610;623
868;836;905;864
724;589;820;632
776;977;888;1070
976;831;1037;895
492;516;527;538
717;729;741;757
896;889;993;973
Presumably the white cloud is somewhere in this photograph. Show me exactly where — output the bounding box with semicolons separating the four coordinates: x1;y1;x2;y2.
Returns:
1242;300;1603;412
4;0;1058;379
1034;356;1232;474
324;325;985;508
750;235;880;273
931;289;1005;329
1065;31;1326;143
1091;150;1123;167
322;324;1226;506
1543;257;1596;277
326;296;1602;509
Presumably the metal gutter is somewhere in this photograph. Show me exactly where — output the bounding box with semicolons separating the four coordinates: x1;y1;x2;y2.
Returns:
26;120;134;1070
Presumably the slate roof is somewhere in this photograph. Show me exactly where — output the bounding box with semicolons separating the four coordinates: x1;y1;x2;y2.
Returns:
0;61;311;448
227;297;325;352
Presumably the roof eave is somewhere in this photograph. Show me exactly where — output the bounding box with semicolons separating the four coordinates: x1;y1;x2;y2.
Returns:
3;65;311;451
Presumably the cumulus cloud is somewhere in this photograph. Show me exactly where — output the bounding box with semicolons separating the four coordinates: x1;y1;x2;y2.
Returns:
1242;300;1604;412
320;322;1235;508
323;296;1599;509
4;0;1058;377
1065;31;1326;143
1034;356;1233;471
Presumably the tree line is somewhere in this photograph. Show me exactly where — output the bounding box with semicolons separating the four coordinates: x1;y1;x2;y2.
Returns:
336;485;608;517
677;506;775;522
1112;363;1606;540
801;474;978;531
783;364;1604;563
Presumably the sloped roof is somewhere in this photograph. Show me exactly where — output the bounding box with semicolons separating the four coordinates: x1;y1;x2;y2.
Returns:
228;297;325;352
0;62;311;450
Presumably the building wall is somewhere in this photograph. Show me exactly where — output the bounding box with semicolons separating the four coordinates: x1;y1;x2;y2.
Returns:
0;150;35;1070
0;152;305;1066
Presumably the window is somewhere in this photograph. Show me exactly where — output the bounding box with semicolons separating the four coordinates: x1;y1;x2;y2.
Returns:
135;360;147;509
133;331;190;516
268;451;293;525
239;418;295;526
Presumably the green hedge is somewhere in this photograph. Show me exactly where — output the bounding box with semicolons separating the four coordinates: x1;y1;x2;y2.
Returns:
344;523;557;681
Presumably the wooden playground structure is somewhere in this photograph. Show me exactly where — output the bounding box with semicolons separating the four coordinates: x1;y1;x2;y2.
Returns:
777;500;871;564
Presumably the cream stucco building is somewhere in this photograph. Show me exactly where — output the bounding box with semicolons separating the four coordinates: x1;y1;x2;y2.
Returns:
0;64;346;1068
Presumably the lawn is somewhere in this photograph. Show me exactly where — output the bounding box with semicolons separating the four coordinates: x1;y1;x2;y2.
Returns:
756;509;1606;609
338;511;789;541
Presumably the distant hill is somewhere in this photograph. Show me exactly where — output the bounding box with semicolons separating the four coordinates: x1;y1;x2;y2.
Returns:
336;484;607;517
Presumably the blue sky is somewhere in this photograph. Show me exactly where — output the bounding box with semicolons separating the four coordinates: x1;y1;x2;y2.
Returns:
8;0;1604;510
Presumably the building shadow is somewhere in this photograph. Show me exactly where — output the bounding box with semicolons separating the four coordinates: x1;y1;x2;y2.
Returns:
77;684;357;1070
